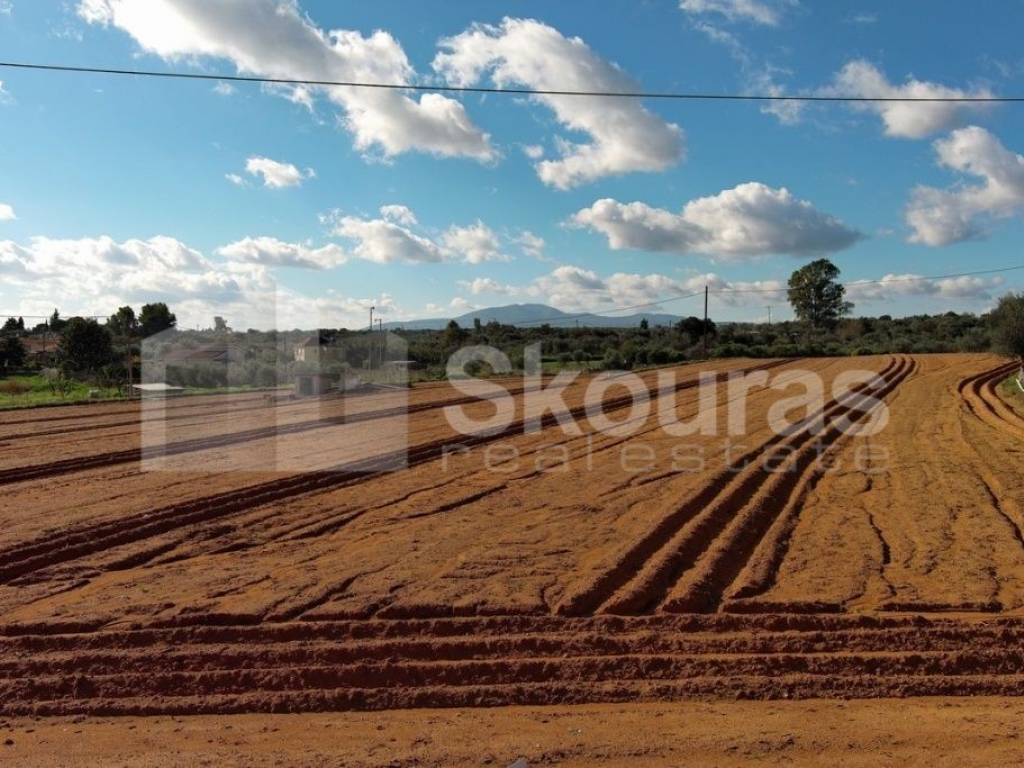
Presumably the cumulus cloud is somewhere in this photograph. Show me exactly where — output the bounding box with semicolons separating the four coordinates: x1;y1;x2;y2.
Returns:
212;80;235;96
527;265;785;313
824;60;994;139
906;126;1024;246
378;204;417;226
572;182;861;260
325;206;515;264
0;203;15;221
679;0;793;26
513;230;545;259
0;235;243;322
77;0;494;161
457;277;513;295
846;273;1002;301
0;232;412;329
434;17;683;188
217;236;347;269
441;221;508;264
328;214;444;264
244;156;313;188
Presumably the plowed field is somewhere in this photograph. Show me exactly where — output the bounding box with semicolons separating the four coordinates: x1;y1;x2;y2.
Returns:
2;353;1023;763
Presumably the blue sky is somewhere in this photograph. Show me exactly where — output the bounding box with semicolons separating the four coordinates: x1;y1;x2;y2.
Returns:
1;0;1023;329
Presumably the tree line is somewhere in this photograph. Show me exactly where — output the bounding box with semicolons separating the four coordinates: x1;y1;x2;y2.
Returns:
0;303;177;391
1;258;1023;392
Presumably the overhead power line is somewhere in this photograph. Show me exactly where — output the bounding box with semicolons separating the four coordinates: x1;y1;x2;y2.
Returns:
713;264;1024;295
2;61;1023;103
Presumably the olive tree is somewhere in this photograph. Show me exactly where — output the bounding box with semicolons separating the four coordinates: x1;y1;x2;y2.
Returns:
991;293;1024;367
788;259;853;330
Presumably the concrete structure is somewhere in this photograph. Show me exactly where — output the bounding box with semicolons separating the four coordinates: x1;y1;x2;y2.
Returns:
293;372;335;397
131;382;185;398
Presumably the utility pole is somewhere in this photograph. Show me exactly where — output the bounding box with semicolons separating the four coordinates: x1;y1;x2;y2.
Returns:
766;306;773;326
377;318;384;369
702;284;709;359
368;306;375;369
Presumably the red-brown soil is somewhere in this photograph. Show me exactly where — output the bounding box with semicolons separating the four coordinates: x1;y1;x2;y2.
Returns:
2;353;1023;763
6;698;1024;767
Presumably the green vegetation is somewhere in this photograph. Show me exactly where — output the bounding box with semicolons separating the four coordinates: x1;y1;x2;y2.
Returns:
0;373;121;410
991;293;1024;363
1;263;1021;409
139;302;177;337
396;309;996;380
787;258;852;330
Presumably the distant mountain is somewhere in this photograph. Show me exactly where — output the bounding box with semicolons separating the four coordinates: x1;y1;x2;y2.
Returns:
383;303;685;330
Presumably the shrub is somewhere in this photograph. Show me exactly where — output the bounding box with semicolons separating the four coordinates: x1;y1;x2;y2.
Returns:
0;379;29;396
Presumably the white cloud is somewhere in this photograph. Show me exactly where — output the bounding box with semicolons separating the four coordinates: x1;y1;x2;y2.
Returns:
0;2;11;16
906;126;1024;246
824;60;995;139
448;296;476;313
846;273;1002;301
77;0;494;161
679;0;793;26
224;172;246;186
522;144;544;160
513;230;545;259
441;221;508;264
458;277;513;295
0;203;15;221
378;204;417;226
690;18;803;127
0;232;413;330
572;182;861;260
528;266;786;313
244;156;313;188
748;67;804;125
434;17;683;188
326;206;515;265
217;236;347;269
212;80;235;96
326;211;444;264
0;235;243;322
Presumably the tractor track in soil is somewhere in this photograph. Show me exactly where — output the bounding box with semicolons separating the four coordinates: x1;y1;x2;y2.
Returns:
557;357;913;617
959;360;1024;440
0;359;794;585
3;613;1024;716
4;354;1024;720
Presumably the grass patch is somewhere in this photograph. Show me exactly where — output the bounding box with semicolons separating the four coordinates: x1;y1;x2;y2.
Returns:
0;374;123;410
1001;372;1023;396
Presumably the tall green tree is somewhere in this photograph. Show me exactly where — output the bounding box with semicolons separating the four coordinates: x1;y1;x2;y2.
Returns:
139;302;177;337
787;259;853;330
443;319;466;347
2;317;18;333
48;308;67;332
0;336;26;370
991;293;1024;363
107;305;139;338
59;318;114;377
